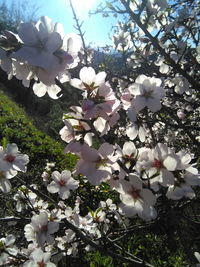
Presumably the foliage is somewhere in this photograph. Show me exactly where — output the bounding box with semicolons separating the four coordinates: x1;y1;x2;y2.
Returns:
0;89;76;176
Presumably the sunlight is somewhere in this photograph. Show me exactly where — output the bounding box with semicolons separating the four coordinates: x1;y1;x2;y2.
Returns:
63;0;97;19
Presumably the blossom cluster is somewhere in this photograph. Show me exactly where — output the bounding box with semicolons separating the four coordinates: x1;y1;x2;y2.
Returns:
0;16;82;98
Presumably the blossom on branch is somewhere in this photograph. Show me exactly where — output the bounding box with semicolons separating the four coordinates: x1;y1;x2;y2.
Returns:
47;170;79;200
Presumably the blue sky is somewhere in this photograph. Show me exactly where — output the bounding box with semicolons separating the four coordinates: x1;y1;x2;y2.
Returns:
1;0;119;47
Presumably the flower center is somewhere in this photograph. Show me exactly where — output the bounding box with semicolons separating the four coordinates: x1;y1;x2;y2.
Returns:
37;260;46;267
143;90;153;99
59;179;66;186
40;224;48;232
4;154;15;163
0;171;5;180
95;158;107;169
128;186;141;200
152;159;163;169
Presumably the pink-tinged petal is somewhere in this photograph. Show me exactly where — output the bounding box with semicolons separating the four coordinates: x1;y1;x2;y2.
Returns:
160;169;175;186
37;52;59;71
47;221;59;234
18;22;39;45
98;84;111;97
36;16;54;40
99;143;114;157
123;141;136;156
94;71;106;86
94;117;106;133
6;143;18;154
129;175;143;190
141;189;156;205
59;188;71;199
151;76;162;87
70;78;84;90
138;126;146;142
128;83;142;95
54;22;65;38
126;124;138;140
89;169;110;185
47;84;62;99
139;204;157;221
39;212;48;226
63;33;82;54
185;173;200;186
47;182;59;193
154;143;168;160
186;166;198;175
147;98;161;112
76;159;95;176
134;96;146;111
32;248;44;262
177;150;191;165
59;124;74;143
135;74;147;84
37;69;55;86
163;155;178;171
84;133;93;146
13;154;29;172
52;171;61;182
65;141;84;155
33;82;47;97
79;67;95;85
61;170;71;179
45;32;62;52
109;112;120;127
67;178;79;190
81;145;99;161
0;179;11;193
119;203;137;217
153;87;165;99
127;108;137;122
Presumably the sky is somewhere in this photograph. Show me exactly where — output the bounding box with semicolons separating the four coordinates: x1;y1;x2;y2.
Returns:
1;0;119;47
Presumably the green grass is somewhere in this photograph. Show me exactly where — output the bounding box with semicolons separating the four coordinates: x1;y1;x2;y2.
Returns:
0;89;77;183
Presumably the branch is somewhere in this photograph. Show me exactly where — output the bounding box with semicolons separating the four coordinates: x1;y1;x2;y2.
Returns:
120;0;200;90
69;0;89;66
16;176;153;266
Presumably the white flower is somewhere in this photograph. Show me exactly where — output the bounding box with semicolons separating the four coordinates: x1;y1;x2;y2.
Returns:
99;198;117;211
56;229;77;256
23;248;56;267
118;174;157;220
24;211;59;247
173;75;191;95
0;144;29;173
0;235;18;266
66;142;117;185
33;82;62;99
13;18;63;71
129;75;165;112
137;143;179;189
47;170;79;200
126;123;146;142
70;66;106;92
